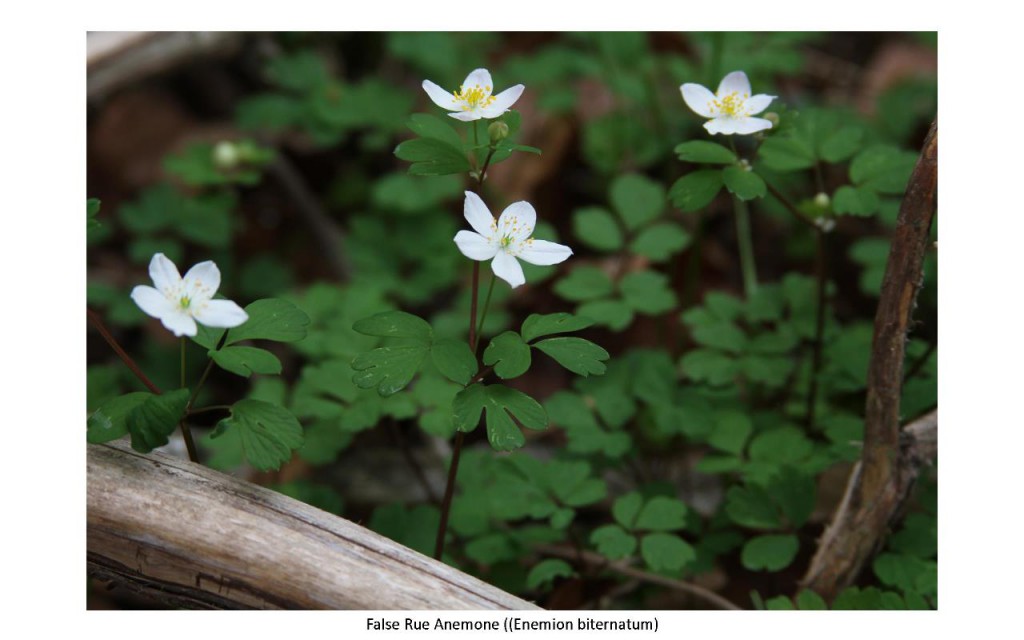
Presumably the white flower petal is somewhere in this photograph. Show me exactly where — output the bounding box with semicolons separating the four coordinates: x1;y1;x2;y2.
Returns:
704;117;740;135
484;84;524;115
681;83;717;117
717;71;751;97
160;310;198;337
491;251;526;289
422;79;459;110
448;111;481;122
464;191;496;236
181;260;221;304
193;299;249;329
731;117;774;135
131;285;174;319
497;201;536;243
148;253;181;295
745;94;775;116
461;68;493;94
518;239;573;266
454;230;498;261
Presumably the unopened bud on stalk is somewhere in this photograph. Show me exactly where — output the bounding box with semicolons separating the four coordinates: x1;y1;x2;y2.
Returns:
213;141;240;170
763;112;780;128
488;121;510;144
814;192;831;208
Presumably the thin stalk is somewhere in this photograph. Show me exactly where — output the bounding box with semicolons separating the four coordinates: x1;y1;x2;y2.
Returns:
186;405;232;417
733;196;758;297
805;231;828;431
178;339;199;463
87;308;160;394
475;273;496;340
433;430;465;560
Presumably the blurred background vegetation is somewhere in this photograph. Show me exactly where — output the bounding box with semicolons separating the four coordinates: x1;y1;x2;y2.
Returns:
87;32;936;610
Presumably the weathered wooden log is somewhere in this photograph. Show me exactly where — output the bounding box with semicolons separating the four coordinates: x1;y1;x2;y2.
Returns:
87;440;540;610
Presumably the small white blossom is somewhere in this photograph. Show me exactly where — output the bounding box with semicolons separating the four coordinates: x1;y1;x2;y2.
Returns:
681;71;776;136
454;191;572;289
131;253;248;337
422;68;524;122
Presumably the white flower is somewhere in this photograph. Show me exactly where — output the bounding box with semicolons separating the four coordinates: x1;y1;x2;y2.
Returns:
681;71;776;136
422;68;525;122
131;253;249;337
454;191;573;289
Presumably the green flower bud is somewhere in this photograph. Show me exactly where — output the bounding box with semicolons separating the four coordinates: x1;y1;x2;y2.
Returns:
813;192;831;208
763;112;780;128
213;141;239;170
488;121;510;144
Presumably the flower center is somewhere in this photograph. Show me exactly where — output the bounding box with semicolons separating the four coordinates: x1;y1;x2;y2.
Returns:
714;91;749;117
179;295;192;310
454;84;495;110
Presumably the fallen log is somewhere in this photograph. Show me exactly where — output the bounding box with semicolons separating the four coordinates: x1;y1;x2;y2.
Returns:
87;440;540;610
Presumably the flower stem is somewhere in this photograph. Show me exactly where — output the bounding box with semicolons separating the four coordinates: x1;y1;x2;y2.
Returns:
475;272;496;340
805;231;828;431
178;338;199;463
86;308;160;394
733;196;758;297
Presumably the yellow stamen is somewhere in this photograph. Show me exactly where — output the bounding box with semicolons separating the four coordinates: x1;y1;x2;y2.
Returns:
453;83;496;110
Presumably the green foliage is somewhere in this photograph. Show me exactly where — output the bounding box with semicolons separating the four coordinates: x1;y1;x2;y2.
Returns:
669;169;723;212
483;332;532;379
164;140;274;187
675;141;736;164
595;492;696;572
741;534;800;571
534;337;609;376
126;389;191;453
526;559;574;590
87;392;149;444
452;384;547;451
211;399;304;471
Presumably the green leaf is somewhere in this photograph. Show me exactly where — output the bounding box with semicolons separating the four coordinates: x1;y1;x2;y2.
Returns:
394;137;471;176
630;223;691;262
87;392;149;444
759;137;816;171
227;299;311;344
127;389;190;453
610;173;665;231
748;427;813;465
480;331;529;379
725;484;782;529
554;266;614;302
691;321;747;353
591;524;637;560
741;534;800;571
669;170;723;212
352;310;432;342
573;207;623;252
641;533;696;572
211;399;303;472
352;344;429;396
873;553;936;595
850;145;918;194
451;384;547;451
680;349;736;385
210;346;282;378
674;140;736;164
612;492;644;528
708;411;752;455
796;590;828;610
534;337;609;377
620;271;677;314
635;497;688;532
430;338;478;385
820;125;864;163
576;299;633;331
832;185;880;216
520;313;594;343
722;166;767;201
406;113;465;150
526;559;574;590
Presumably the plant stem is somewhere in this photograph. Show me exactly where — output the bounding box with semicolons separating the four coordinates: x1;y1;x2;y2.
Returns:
433;430;465;561
178;339;199;463
475;272;496;340
87;308;161;394
733;196;758;297
186;405;232;416
805;231;828;431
